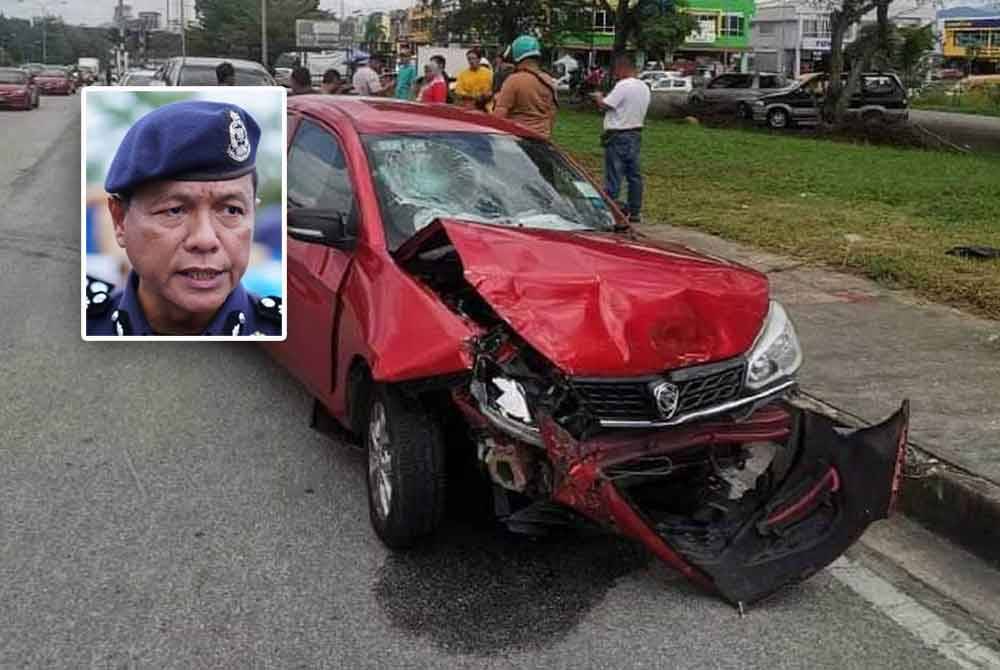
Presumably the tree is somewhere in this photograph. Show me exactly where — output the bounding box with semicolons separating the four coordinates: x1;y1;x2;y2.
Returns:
602;0;697;58
189;0;322;67
364;15;386;51
896;23;934;88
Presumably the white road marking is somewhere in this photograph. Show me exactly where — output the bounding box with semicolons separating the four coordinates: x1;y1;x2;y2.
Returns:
829;556;1000;669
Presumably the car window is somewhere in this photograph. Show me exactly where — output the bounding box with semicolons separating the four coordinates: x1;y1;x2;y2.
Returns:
729;74;754;88
0;70;26;84
363;132;616;251
41;70;65;77
287;119;354;217
708;75;734;89
178;65;271;86
758;75;785;89
863;75;898;96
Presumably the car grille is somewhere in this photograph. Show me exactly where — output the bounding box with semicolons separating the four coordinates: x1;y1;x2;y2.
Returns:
572;360;746;424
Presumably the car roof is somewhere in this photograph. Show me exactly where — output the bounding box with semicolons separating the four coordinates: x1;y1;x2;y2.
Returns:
288;95;540;137
171;57;267;71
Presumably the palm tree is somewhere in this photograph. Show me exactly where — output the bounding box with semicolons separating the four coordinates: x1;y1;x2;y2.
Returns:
364;15;386;52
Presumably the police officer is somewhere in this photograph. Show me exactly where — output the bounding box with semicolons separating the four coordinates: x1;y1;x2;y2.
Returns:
86;100;281;336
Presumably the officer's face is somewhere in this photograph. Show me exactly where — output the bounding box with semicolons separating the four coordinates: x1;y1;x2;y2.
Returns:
110;175;254;320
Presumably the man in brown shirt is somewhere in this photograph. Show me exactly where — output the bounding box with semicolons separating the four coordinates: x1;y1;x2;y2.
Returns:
492;35;558;139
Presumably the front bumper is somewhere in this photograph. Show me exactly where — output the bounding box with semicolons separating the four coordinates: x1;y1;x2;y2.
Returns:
456;385;908;607
537;401;908;606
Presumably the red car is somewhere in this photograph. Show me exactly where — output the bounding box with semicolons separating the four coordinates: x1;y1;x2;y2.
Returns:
271;96;909;607
0;68;38;110
35;68;74;95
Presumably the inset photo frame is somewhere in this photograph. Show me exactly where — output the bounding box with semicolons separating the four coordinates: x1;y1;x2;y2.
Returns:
81;86;286;340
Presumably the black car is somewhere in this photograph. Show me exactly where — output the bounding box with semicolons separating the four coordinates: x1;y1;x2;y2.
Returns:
751;72;909;129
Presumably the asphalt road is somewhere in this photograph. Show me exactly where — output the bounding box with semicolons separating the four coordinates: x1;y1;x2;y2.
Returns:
910;109;1000;153
0;94;996;669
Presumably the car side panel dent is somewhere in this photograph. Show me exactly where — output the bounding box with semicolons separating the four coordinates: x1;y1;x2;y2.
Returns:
339;247;477;390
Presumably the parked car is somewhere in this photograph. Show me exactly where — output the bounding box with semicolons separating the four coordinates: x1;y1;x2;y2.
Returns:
268;95;909;606
639;70;682;87
153;57;276;86
688;71;791;117
651;75;694;93
752;72;909;129
118;69;160;86
0;67;38;109
35;67;75;95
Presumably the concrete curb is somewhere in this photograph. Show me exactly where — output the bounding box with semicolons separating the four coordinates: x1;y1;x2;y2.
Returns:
793;392;1000;570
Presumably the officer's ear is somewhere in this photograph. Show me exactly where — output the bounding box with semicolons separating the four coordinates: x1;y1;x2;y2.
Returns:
108;195;128;248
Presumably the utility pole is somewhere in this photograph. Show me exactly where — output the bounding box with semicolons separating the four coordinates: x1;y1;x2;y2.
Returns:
118;0;125;74
262;0;268;68
180;0;186;58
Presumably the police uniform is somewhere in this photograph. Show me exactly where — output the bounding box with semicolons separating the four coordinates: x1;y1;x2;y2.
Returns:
85;99;282;337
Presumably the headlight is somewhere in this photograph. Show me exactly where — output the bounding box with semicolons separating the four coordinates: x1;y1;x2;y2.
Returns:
746;301;802;390
470;376;541;446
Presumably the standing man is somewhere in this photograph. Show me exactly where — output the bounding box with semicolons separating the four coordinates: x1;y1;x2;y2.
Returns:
86;101;281;336
320;69;345;94
352;57;388;97
289;66;314;95
215;62;236;86
591;54;650;225
454;48;492;109
395;53;417;100
492;35;559;139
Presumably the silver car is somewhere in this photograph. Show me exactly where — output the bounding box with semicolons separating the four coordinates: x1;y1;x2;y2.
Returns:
688;71;792;117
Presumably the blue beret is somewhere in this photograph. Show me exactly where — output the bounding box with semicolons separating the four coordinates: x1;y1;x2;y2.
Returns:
104;100;261;194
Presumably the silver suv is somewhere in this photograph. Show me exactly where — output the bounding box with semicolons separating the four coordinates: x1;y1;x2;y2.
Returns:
153;57;276;86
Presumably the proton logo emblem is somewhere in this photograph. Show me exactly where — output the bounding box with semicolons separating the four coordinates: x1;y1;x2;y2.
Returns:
651;381;680;419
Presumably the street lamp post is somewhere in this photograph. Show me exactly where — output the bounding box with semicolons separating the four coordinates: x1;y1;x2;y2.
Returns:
261;0;268;68
18;0;67;63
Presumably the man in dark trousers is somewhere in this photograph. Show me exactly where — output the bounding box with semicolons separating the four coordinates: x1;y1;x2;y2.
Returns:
591;54;650;225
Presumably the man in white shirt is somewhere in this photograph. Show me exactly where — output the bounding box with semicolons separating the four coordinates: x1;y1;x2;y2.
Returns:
352;57;386;97
591;54;651;224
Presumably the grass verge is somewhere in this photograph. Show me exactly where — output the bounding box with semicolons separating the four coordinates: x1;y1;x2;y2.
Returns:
553;109;1000;318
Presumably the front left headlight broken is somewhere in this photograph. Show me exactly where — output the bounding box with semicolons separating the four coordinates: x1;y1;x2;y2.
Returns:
746;301;803;390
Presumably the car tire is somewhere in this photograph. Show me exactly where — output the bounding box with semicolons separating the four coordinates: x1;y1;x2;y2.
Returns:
364;383;446;549
767;108;790;129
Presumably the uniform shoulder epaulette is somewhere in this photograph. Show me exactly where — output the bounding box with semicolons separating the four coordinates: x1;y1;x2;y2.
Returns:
254;295;282;323
85;275;115;318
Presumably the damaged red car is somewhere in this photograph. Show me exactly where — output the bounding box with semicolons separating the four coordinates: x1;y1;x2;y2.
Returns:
271;97;908;608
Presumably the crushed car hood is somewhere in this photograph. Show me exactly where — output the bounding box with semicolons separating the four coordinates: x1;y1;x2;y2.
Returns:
397;220;770;376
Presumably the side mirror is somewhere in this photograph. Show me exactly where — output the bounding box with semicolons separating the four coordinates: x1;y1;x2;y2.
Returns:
288;208;356;250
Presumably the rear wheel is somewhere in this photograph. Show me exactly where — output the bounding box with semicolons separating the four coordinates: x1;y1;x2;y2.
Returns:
364;384;446;549
767;107;790;129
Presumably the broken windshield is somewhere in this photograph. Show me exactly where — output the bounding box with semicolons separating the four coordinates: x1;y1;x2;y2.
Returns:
362;132;616;250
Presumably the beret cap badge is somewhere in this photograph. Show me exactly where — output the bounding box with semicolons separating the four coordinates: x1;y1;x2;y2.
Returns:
227;110;251;163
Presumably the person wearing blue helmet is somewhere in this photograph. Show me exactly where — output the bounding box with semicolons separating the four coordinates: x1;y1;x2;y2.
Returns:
492;34;558;139
86;100;282;337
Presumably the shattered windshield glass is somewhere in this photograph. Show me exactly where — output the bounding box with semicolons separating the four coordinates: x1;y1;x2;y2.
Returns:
362;132;616;250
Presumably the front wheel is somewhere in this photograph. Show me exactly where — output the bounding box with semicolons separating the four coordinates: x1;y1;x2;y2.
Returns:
767;107;790;129
365;384;446;549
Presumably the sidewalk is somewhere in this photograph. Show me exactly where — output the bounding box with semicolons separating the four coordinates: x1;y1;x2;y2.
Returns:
643;224;1000;563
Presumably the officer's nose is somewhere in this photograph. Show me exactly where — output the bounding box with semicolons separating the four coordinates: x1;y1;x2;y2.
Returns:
183;206;221;254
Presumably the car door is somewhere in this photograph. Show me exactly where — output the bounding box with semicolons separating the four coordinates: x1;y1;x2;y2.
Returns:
861;74;903;112
279;115;359;400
